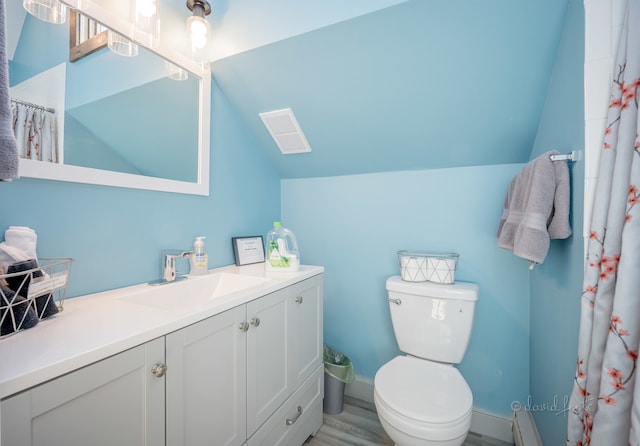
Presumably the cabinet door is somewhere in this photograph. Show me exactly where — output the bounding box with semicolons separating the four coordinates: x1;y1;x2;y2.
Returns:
246;288;291;435
166;305;247;446
291;276;323;387
1;338;165;446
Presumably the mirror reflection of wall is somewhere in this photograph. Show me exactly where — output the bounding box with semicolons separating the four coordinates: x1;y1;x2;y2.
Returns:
8;3;200;183
69;10;108;62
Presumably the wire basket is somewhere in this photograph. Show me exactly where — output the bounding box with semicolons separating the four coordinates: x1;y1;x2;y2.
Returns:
0;258;73;338
397;251;459;284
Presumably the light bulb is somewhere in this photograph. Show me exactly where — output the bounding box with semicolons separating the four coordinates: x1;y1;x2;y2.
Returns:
188;16;209;50
134;0;159;46
136;0;156;18
186;0;211;62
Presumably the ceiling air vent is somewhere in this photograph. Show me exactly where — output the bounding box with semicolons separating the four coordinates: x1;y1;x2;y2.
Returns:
259;108;312;155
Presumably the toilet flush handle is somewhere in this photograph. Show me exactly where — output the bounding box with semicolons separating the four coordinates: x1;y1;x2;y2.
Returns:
388;298;402;305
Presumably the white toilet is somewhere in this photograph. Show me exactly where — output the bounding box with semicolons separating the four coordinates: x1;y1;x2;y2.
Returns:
374;276;479;446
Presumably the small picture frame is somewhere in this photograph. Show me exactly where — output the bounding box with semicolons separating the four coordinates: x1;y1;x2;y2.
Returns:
232;236;265;266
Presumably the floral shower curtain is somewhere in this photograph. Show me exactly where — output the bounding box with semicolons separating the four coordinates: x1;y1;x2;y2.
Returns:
11;103;57;163
566;1;640;444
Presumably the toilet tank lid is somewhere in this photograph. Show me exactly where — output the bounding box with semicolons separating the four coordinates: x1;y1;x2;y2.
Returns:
386;276;479;301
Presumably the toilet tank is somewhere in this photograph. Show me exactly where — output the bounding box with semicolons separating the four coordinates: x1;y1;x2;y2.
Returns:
386;276;479;364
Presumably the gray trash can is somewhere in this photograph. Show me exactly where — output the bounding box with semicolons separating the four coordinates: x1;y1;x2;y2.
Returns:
323;344;355;414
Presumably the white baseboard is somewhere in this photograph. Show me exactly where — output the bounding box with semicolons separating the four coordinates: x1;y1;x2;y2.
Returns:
512;409;543;446
471;409;514;444
345;375;375;402
345;374;514;445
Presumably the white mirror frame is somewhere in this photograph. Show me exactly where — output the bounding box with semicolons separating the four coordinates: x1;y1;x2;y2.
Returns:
19;0;211;196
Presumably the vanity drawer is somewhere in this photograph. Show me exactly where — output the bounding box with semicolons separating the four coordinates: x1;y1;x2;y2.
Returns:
248;364;323;446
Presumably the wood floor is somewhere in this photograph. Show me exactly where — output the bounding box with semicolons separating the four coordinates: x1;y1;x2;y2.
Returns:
304;396;514;446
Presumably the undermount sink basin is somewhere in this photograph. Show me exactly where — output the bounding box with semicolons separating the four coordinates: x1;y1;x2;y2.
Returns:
208;273;271;297
119;272;271;312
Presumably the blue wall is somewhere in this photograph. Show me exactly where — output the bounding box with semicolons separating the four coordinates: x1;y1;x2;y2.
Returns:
282;164;531;415
528;0;585;443
0;82;281;297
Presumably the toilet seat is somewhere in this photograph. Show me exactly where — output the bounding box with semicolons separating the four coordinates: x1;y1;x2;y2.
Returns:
374;355;472;442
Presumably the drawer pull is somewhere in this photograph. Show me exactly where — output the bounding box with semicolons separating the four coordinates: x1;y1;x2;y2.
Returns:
295;296;303;304
286;406;303;426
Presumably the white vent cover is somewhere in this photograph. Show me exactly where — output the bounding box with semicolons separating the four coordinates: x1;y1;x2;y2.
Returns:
259;108;312;154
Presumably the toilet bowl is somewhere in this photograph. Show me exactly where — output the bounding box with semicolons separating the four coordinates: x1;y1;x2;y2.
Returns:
374;277;479;446
374;356;472;446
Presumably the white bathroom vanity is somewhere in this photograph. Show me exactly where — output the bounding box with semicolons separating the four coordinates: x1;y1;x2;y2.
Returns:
0;264;324;446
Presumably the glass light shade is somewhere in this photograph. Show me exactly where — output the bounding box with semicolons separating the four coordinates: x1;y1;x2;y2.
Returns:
166;62;189;81
23;0;67;24
187;15;210;61
134;0;160;47
108;31;139;57
136;0;157;17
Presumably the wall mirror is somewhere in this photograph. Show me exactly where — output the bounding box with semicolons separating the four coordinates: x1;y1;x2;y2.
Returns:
7;0;210;195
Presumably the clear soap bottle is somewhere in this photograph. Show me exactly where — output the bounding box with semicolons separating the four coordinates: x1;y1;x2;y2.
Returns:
190;236;208;275
266;222;300;272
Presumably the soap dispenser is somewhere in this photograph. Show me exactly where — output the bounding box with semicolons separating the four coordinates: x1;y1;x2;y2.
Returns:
190;236;208;275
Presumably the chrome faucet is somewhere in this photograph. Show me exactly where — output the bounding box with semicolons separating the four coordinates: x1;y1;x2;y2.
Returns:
163;250;194;282
149;250;194;285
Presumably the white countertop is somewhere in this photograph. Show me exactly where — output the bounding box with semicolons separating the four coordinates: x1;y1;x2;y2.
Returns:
0;263;323;400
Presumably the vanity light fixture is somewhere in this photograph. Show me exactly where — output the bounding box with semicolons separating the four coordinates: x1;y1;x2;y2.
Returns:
136;0;158;18
135;0;160;47
107;30;139;57
23;0;67;24
186;0;212;62
106;1;155;57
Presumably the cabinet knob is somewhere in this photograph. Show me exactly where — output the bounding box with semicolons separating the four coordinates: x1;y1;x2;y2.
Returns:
250;317;260;327
151;363;167;378
286;406;303;426
239;321;250;332
295;296;303;304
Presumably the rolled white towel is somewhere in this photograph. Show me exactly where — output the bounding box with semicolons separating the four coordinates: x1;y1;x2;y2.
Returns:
4;226;37;259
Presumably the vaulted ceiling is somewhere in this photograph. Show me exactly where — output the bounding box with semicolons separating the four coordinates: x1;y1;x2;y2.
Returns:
210;0;571;178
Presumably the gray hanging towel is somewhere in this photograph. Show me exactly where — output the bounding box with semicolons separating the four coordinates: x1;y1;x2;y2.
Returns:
496;150;572;265
0;0;19;182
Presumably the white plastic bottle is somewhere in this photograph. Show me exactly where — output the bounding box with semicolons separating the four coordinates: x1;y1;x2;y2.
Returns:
266;222;300;272
190;236;208;275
